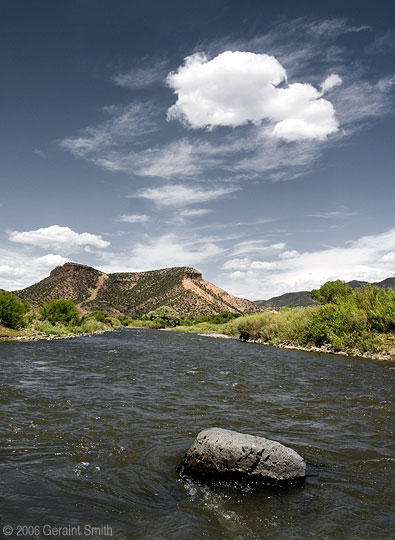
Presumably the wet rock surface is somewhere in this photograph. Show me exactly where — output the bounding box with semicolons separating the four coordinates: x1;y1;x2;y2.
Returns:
179;427;306;485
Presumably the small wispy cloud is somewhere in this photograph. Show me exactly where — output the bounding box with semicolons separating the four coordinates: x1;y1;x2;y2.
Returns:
60;102;159;158
305;211;358;218
279;250;300;259
33;148;46;159
230;240;286;256
128;184;240;207
222;258;276;271
195;217;275;231
305;18;371;38
117;214;150;223
113;59;168;88
167;207;213;225
179;208;213;217
321;73;343;93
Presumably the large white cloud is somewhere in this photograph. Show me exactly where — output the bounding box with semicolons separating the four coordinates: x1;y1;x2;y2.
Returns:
167;50;340;141
9;225;110;250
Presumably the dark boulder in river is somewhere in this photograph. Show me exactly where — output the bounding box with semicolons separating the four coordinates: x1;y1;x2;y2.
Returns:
179;428;306;485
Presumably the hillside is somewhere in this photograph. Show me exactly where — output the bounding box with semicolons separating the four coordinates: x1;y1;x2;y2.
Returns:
255;276;395;309
15;263;259;316
255;291;316;309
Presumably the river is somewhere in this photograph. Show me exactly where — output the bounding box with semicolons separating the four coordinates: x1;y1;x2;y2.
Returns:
0;329;394;539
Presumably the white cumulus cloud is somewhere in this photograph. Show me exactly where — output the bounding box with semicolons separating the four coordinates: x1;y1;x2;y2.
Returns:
167;50;340;141
9;225;110;251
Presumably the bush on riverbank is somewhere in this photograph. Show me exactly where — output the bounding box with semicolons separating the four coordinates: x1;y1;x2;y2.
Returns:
41;299;81;325
0;291;28;328
91;310;107;323
145;306;181;327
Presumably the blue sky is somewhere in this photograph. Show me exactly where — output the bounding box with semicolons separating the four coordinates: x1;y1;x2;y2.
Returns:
1;0;394;299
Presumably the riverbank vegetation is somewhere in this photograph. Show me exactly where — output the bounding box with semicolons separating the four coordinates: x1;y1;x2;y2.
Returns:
0;296;119;341
222;282;395;354
1;281;394;358
168;281;395;358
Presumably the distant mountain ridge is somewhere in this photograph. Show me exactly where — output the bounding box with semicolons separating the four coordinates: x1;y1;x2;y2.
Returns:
15;263;259;316
255;276;395;309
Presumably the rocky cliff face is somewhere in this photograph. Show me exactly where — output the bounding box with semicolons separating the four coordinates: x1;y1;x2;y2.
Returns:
16;263;259;316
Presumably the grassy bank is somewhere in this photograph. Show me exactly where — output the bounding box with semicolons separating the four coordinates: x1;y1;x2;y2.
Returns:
169;283;395;360
0;318;112;342
0;297;125;342
221;308;395;359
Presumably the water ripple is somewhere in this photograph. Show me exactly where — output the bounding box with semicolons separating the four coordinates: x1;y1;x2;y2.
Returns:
0;329;394;539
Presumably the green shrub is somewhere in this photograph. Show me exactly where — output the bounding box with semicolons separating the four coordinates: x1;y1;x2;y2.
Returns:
311;280;353;304
150;317;167;329
117;314;132;326
107;316;123;328
41;299;80;325
69;318;106;334
33;320;68;336
146;306;180;327
0;291;28;328
90;310;107;323
300;303;367;348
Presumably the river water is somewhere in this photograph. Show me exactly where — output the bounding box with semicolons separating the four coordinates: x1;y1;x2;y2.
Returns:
0;329;394;540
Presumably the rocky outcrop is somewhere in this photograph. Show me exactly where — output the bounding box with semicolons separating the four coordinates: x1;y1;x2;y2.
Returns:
178;428;306;485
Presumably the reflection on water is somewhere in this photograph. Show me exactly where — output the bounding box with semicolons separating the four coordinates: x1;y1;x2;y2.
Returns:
0;329;394;539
